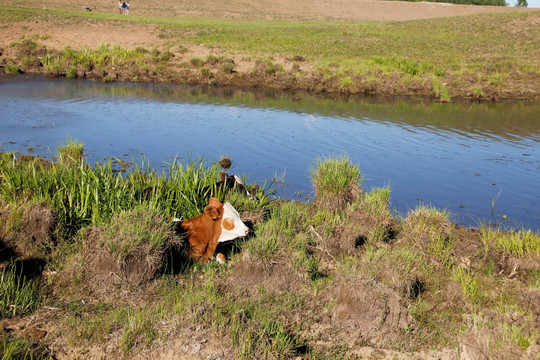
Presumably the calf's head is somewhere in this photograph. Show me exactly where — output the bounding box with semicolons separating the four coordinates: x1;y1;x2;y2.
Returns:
218;201;249;242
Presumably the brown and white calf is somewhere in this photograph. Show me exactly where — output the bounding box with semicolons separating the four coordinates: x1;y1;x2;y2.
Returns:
172;197;249;263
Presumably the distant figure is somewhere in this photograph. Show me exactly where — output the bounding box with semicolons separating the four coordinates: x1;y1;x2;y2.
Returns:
125;1;129;14
118;0;123;14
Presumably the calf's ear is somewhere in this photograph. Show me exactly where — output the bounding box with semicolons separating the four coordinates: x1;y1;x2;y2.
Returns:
209;197;223;209
204;205;220;220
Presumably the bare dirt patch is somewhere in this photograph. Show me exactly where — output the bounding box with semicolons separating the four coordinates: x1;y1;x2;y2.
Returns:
0;19;162;52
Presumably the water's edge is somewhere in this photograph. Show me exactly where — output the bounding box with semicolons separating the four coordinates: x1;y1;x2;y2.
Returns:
1;76;539;230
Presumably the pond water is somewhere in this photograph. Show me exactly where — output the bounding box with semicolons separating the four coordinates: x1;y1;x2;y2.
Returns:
1;76;539;231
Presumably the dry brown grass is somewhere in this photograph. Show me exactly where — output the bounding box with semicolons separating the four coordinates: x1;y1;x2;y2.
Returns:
59;207;184;299
230;251;309;295
7;0;535;21
0;201;57;259
324;276;411;348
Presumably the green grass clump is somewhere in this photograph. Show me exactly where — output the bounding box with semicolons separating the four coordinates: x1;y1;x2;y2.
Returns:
66;64;77;78
451;266;482;305
481;227;540;257
199;67;212;77
96;206;173;261
432;76;451;102
5;64;21;75
404;206;454;266
205;54;219;64
221;61;235;73
1;334;51;360
310;155;361;197
310;154;362;212
404;206;452;238
41;54;63;73
56;136;84;163
248;201;308;258
361;186;392;224
371;56;435;77
189;57;205;67
0;266;41;318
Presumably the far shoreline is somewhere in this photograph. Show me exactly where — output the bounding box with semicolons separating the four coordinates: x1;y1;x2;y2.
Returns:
1;6;539;102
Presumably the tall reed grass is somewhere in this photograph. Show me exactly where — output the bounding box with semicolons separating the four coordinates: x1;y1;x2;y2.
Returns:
0;144;271;237
310;154;361;196
481;227;540;257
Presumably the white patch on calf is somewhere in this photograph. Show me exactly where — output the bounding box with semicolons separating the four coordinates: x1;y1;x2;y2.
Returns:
218;202;249;242
216;253;226;264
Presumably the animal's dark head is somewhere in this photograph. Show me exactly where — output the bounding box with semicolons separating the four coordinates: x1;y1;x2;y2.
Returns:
220;172;245;189
205;172;250;198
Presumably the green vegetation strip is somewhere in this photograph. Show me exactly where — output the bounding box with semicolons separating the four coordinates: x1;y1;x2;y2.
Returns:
7;6;538;70
0;266;41;318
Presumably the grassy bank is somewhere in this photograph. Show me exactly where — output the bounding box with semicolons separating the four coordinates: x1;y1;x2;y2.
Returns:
1;144;539;359
0;5;539;100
